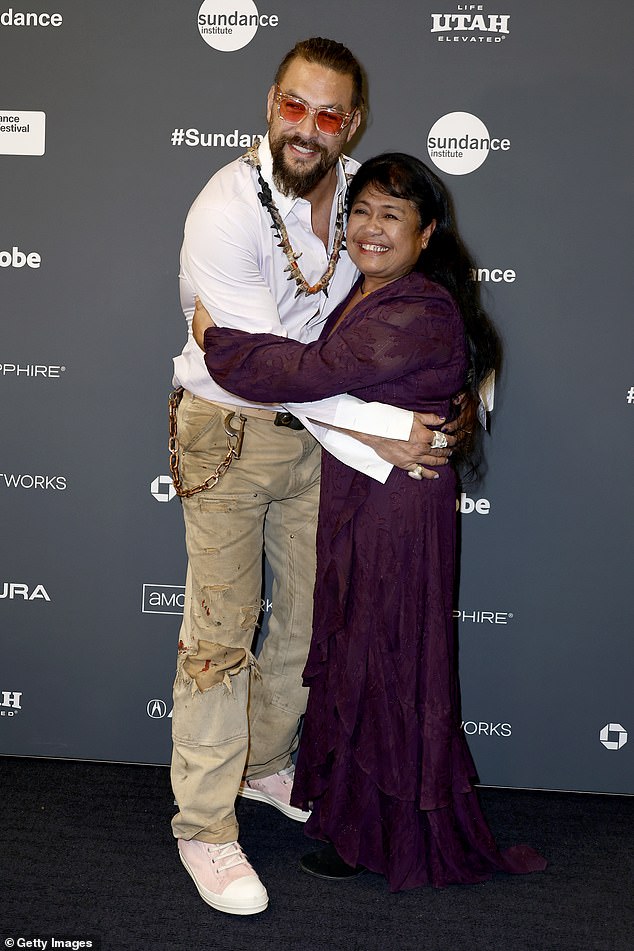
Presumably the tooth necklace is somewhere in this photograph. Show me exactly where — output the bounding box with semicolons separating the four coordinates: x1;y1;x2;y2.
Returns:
243;140;350;298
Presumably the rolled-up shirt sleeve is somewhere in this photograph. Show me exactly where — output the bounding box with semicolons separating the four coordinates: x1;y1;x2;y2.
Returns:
180;200;286;334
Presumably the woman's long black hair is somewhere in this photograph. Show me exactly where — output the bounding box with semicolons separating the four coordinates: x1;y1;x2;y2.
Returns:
346;152;501;472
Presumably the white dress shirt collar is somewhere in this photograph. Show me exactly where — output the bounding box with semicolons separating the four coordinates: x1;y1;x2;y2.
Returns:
256;133;350;223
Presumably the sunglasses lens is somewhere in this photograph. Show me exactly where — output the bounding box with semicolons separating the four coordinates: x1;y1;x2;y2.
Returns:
278;93;348;136
316;111;345;135
279;97;308;124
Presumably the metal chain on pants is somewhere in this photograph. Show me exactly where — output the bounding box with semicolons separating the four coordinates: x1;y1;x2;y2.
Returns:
168;388;246;499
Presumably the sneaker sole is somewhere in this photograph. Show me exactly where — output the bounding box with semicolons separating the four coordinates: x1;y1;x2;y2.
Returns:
238;785;310;823
178;851;269;916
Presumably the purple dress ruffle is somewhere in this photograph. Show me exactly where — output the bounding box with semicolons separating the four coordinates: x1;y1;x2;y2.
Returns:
203;272;547;890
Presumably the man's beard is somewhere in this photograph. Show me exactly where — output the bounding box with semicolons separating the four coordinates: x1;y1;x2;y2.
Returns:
270;133;340;198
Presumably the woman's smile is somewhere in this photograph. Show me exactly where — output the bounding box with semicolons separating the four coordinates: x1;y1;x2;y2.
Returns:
346;184;434;292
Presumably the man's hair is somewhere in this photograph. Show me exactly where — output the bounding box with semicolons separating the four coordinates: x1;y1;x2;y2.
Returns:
274;37;366;114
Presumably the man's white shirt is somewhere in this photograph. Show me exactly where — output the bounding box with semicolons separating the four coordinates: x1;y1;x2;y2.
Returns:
174;134;414;482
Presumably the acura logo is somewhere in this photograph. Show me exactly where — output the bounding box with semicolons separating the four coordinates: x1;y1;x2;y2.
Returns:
147;699;167;719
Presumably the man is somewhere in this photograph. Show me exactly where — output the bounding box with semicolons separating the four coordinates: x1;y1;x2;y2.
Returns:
171;37;455;915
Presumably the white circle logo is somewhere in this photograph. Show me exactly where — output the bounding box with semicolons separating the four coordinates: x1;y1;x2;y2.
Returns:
198;0;260;52
147;699;167;719
599;723;628;750
427;112;510;175
151;475;176;502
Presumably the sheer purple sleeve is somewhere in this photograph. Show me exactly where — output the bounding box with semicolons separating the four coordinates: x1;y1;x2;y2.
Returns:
202;288;462;404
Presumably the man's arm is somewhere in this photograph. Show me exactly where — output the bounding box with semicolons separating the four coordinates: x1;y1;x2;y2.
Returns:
329;414;456;475
302;414;454;482
185;205;454;477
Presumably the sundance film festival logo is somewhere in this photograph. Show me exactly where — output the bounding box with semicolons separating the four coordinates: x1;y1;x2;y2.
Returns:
170;128;262;149
0;112;46;155
142;584;185;615
599;723;628;751
197;0;278;51
0;8;62;27
427;112;510;175
472;266;516;283
0;690;22;717
430;4;510;43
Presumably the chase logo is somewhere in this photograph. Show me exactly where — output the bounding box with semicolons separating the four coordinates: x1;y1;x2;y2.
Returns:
142;584;185;615
151;475;176;502
197;0;278;52
599;723;628;751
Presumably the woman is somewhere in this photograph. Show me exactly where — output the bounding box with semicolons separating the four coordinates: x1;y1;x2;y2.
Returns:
192;153;545;891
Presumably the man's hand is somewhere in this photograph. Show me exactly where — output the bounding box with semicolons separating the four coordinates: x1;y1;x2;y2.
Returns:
192;295;216;350
350;412;457;479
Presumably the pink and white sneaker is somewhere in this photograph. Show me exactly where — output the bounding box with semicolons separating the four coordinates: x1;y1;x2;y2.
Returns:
239;765;310;823
178;838;268;915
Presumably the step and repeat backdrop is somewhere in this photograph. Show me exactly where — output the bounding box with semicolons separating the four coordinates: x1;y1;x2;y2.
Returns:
1;0;631;794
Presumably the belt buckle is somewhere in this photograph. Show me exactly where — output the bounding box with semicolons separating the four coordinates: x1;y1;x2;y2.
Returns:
274;412;304;431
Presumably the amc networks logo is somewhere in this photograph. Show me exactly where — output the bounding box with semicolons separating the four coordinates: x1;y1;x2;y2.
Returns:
142;584;185;615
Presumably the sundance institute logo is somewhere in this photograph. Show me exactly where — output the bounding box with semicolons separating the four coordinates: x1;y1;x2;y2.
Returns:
197;0;278;52
427;111;510;175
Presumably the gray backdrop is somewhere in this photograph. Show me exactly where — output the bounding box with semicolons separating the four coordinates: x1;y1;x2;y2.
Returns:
1;0;632;794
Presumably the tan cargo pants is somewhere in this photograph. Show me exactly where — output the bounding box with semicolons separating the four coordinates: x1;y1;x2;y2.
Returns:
170;390;321;844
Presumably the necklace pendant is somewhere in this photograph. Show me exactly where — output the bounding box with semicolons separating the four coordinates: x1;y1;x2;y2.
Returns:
245;139;344;301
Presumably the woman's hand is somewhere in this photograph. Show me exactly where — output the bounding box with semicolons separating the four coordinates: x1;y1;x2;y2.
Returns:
192;295;216;350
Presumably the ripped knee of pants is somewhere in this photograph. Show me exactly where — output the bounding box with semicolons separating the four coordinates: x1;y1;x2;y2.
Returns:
181;638;258;693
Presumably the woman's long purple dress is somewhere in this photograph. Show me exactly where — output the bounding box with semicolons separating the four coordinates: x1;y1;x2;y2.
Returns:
204;271;546;891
